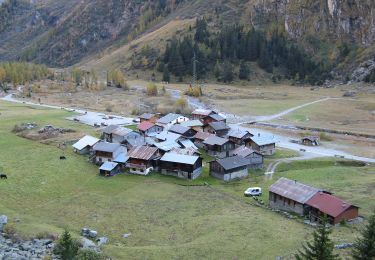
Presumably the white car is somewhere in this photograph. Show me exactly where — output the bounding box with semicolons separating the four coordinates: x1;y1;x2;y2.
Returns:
244;187;262;197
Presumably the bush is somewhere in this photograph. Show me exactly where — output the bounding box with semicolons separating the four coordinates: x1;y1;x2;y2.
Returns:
320;132;333;141
146;83;158;96
77;249;104;260
3;223;17;239
54;230;79;260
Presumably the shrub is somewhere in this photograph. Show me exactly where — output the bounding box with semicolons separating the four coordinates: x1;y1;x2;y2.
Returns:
146;83;158;96
320;132;333;141
53;230;79;260
3;223;17;239
77;249;104;260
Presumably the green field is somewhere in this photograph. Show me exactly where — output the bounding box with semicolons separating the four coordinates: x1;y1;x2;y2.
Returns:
0;101;374;259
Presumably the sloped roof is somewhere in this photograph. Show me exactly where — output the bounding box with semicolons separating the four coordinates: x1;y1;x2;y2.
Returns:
181;120;204;127
93;142;122;153
170;147;200;156
209;113;225;121
102;125;119;134
113;153;129;163
155;131;181;142
128;146;158;160
203;135;229;146
269;177;320;204
73;135;100;150
139;113;155;120
138;121;155;132
99;161;119;171
192;109;214;116
194;131;213;141
232;145;260;158
251;134;276;146
157;113;182;124
169;124;190;135
179;139;198;150
160;152;199;165
228;129;253;139
112;126;133;136
153;141;181;152
214;156;249;171
306;193;358;218
208;121;230;131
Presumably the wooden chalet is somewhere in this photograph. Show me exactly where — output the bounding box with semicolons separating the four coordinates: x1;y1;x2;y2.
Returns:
301;136;320;146
139;113;159;123
209;156;249;181
169;124;197;138
227;129;253;146
102;125;138;143
202;113;226;126
159;152;203;180
180;120;204;132
137;121;163;137
203;136;235;158
203;121;230;137
126;146;160;175
193;132;214;149
92;142;127;164
248;134;276;155
191;109;216;121
156;113;189;129
232;145;263;169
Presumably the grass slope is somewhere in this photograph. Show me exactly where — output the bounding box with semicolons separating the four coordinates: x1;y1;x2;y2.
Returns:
0;100;374;259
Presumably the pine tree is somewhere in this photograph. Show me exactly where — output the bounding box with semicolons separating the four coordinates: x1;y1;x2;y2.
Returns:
163;66;170;82
222;61;234;83
352;210;375;260
239;61;250;80
295;218;339;260
54;230;79;260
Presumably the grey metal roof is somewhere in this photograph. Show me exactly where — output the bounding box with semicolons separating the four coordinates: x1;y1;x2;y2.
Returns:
209;114;225;121
93;142;122;153
192;109;214;116
139;113;155;120
153;141;181;151
228;129;252;139
160;152;199;165
113;153;129;163
155;131;181;142
111;126;133;136
203;135;229;146
208;121;230;131
169;124;190;135
102;125;119;134
214;156;249;171
99;161;119;171
170;147;200;156
181;120;203;127
157;113;182;124
269;177;320;204
128;146;158;160
232;145;260;158
251;134;276;146
179;139;198;150
194;132;214;141
73;135;100;150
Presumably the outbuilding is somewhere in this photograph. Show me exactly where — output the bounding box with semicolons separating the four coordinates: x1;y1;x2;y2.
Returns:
209;156;249;181
227;129;253;146
203;135;235;158
248;134;276;155
72;135;100;154
204;121;230;137
306;192;359;225
126;146;160;175
93;142;127;164
159;153;203;180
99;161;121;177
232;145;263;169
169;124;197;138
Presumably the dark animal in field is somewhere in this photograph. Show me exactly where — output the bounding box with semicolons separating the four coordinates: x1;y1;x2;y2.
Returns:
0;174;7;179
60;156;66;160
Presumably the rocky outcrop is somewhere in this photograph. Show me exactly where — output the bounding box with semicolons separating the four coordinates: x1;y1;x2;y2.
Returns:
350;59;375;82
250;0;375;45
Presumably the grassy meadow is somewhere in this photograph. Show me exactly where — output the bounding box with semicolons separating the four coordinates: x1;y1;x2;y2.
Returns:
0;100;374;259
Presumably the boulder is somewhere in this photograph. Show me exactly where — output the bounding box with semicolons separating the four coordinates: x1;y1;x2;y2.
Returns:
0;215;8;232
89;230;97;238
97;236;108;246
123;233;131;238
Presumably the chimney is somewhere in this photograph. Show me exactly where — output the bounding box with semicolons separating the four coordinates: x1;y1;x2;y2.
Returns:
342;203;347;208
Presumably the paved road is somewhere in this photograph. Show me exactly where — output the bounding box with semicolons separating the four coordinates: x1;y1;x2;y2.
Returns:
2;90;375;164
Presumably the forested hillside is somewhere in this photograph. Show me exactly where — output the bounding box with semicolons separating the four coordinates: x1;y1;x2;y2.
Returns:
0;0;375;83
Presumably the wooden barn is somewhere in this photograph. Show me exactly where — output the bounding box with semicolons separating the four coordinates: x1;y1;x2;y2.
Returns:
202;113;226;125
169;124;197;138
139;113;159;123
301;136;320;146
204;121;230;137
248;134;276;155
159;153;203;180
232;145;264;169
126;146;160;175
181;120;204;132
306;192;359;225
72;135;100;154
209;156;249;181
92;142;127;164
227;129;253;146
137;121;163;137
156;113;189;129
203;136;235;158
193;132;214;149
191;109;216;120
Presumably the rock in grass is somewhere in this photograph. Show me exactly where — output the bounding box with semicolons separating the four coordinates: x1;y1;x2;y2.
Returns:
123;233;131;238
97;237;108;246
0;215;7;232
